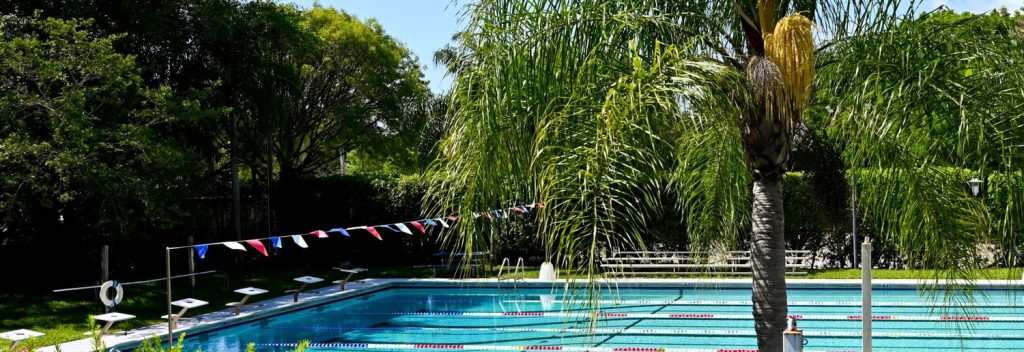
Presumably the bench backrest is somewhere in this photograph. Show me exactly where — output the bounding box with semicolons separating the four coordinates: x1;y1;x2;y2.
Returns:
604;250;811;267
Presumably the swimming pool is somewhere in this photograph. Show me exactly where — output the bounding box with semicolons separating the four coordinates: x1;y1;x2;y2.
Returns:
174;281;1024;351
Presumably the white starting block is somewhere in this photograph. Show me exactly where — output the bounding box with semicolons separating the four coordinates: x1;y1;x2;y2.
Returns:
162;298;208;330
332;267;368;290
92;312;135;338
287;276;324;302
0;329;44;351
227;287;267;315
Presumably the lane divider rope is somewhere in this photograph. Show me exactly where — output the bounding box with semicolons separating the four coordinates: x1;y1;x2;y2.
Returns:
315;311;1023;322
263;326;1024;339
257;341;856;352
500;299;1024;308
374;298;1024;308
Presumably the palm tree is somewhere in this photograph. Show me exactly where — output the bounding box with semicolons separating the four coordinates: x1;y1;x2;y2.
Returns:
426;1;1024;351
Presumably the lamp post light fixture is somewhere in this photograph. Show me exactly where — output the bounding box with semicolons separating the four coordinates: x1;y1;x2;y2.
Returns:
967;178;984;197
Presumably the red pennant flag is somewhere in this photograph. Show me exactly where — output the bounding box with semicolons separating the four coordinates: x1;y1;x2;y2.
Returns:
482;211;492;219
309;230;328;238
511;207;526;213
535;202;544;208
448;215;459;221
365;226;383;240
410;221;426;234
245;239;269;257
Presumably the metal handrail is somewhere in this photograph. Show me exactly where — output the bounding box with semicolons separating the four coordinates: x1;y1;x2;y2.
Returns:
511;257;525;291
496;257;511;289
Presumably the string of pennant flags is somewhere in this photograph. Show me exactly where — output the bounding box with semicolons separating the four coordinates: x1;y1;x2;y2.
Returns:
189;202;543;260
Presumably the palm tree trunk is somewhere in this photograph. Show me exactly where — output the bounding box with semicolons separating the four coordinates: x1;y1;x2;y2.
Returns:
751;176;787;351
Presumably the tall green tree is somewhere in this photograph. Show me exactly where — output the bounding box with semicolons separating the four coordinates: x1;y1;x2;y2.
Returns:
427;1;1024;350
0;15;215;243
271;6;428;180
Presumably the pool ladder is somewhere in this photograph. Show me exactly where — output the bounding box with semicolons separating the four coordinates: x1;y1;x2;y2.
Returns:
497;257;525;291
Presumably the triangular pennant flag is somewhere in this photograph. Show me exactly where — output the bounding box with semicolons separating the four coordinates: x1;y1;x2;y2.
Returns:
245;239;269;257
423;219;438;226
482;211;492;219
382;224;400;233
493;210;504;218
511;206;526;213
328;227;351;237
472;213;481;219
535;202;544;208
291;235;309;248
309;230;328;238
270;237;283;249
410;221;426;234
222;242;247;251
448;215;459;221
520;205;530;213
365;226;383;240
395;223;413;235
438;218;450;228
195;245;209;260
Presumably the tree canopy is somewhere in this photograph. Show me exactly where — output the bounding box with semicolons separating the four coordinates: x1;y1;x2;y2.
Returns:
0;15;215;243
0;1;430;247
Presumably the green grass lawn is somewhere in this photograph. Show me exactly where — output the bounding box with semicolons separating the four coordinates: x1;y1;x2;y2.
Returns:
1;266;1019;348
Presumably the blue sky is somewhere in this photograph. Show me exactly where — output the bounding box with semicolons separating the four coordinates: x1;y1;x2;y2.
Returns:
288;0;1023;94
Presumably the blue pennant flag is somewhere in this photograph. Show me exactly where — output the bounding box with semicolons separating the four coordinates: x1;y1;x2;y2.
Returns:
494;210;504;218
382;224;401;233
328;227;351;237
423;219;438;226
270;237;282;249
520;206;530;213
195;245;209;260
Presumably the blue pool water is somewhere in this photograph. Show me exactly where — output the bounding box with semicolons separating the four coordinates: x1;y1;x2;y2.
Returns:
176;283;1024;351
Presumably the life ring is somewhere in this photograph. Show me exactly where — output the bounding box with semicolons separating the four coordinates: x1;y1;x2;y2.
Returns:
99;280;124;308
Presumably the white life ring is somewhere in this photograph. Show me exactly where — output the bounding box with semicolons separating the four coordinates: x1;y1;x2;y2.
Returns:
99;280;124;308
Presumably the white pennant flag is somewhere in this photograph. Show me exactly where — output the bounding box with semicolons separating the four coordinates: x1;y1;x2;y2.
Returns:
438;218;450;228
291;235;309;248
395;223;413;235
222;242;247;251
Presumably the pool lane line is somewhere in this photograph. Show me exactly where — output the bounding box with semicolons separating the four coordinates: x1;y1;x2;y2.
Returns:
316;311;1024;322
593;293;681;348
263;326;1024;339
257;341;849;352
500;299;1024;308
377;298;1024;308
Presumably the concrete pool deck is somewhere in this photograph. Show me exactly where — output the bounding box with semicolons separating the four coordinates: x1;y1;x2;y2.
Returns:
34;278;1021;351
36;278;403;352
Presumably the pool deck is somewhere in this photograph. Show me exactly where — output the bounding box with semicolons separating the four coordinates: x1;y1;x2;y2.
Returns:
36;278;403;352
34;278;1021;351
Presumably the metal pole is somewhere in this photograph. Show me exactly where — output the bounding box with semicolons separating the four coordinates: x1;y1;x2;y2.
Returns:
851;175;858;269
101;245;109;284
862;237;872;352
165;247;174;346
187;236;195;295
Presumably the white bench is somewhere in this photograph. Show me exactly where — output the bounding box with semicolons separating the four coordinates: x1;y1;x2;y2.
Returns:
601;250;811;276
